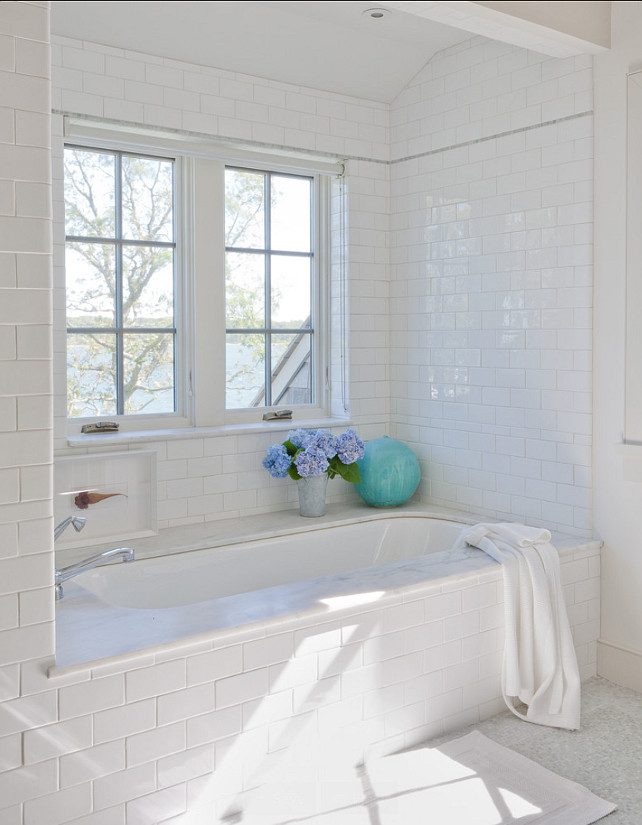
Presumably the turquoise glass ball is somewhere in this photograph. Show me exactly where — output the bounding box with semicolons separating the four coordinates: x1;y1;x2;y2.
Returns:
355;436;421;507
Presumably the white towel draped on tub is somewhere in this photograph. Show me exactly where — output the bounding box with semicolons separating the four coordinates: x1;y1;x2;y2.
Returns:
455;522;581;730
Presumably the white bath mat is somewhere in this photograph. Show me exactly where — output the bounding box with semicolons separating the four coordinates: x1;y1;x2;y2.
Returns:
223;730;617;824
363;730;617;825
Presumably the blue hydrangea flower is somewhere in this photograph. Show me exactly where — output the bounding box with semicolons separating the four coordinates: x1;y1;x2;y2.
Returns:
288;428;316;450
294;446;329;477
312;429;339;458
262;444;292;478
336;429;365;464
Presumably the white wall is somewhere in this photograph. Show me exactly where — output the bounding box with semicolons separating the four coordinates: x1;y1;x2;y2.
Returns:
390;36;593;536
593;1;642;690
0;0;53;700
0;0;56;814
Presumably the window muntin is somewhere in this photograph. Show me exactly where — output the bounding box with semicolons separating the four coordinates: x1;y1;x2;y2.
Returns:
224;167;314;409
64;146;177;418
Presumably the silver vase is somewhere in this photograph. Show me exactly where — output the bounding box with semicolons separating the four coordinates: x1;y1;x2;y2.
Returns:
296;474;329;517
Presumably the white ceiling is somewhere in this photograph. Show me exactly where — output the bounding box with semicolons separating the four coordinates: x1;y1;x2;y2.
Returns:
50;1;470;103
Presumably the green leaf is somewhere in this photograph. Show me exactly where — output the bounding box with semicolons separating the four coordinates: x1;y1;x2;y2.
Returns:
330;459;361;484
283;439;298;456
288;464;301;481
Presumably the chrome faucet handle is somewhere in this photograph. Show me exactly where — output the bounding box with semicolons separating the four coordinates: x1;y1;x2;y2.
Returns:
55;546;135;600
54;515;88;542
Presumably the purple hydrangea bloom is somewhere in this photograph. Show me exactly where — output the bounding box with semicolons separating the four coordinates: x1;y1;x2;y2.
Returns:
262;444;292;478
294;446;329;477
288;428;316;450
312;429;339;459
336;429;365;464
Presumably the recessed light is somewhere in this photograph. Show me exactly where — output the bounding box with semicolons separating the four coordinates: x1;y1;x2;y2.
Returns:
362;8;391;20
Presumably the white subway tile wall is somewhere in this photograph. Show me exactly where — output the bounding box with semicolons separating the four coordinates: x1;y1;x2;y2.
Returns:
50;35;391;527
390;38;593;535
0;0;55;820
51;33;593;536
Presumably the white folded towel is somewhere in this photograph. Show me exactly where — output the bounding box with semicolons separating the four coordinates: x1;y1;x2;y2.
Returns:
455;522;581;730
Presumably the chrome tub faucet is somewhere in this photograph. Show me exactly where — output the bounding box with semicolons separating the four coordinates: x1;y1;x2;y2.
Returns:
55;547;135;601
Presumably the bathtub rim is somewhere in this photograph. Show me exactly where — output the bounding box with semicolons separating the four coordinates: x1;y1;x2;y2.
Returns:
54;501;478;572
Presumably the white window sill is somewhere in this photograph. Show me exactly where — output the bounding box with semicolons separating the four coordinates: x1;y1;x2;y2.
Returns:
66;417;353;448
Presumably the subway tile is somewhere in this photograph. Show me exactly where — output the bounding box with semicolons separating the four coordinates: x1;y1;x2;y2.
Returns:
126;721;186;766
0;288;51;325
186;645;243;686
24;784;92;825
186;705;242;747
59;674;124;719
157;743;214;788
157;683;215;726
215;667;269;708
93;699;156;744
126;784;186;825
60;740;126;788
0;732;21;772
125;659;185;701
23;714;92;764
93;763;156;811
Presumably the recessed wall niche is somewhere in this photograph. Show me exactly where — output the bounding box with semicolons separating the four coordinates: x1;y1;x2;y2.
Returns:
54;450;157;549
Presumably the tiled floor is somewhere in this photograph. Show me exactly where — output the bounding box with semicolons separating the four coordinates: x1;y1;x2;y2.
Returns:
426;676;642;823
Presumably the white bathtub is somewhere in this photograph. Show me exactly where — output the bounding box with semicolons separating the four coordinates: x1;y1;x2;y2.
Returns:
72;517;466;610
56;512;496;668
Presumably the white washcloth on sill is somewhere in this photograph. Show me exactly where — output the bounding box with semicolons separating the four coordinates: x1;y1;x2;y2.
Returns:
455;522;581;730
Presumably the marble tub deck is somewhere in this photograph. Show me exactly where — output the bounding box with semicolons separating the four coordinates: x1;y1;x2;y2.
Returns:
53;503;599;672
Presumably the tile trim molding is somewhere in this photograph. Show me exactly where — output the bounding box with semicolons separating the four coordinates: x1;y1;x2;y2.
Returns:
52;108;594;168
597;638;642;692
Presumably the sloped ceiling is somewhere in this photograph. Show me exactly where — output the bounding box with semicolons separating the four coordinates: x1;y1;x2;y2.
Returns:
50;0;470;103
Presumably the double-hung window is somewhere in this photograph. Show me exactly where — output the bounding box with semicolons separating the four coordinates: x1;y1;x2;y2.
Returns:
62;138;331;433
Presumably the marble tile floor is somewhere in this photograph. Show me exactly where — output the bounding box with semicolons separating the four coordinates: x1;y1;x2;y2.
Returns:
425;676;642;823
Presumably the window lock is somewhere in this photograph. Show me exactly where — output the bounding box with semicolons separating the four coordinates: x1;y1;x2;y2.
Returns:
262;409;293;421
80;421;120;434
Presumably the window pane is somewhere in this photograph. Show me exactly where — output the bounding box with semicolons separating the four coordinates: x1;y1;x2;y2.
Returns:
225;252;265;329
271;175;311;252
226;333;265;408
121;155;174;242
225;169;265;249
122;246;174;328
67;332;117;417
123;333;175;415
271;254;311;329
66;242;116;328
271;332;312;405
64;148;115;239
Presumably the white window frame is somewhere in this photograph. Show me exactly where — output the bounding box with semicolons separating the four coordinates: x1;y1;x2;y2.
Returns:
64;145;187;432
61;121;340;438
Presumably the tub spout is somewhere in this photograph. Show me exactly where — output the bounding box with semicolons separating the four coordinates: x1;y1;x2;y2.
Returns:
55;547;135;601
